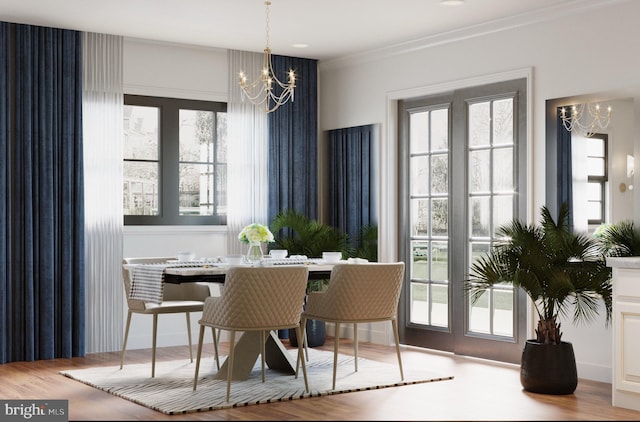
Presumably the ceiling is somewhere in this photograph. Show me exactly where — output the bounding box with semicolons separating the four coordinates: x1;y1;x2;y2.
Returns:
0;0;614;61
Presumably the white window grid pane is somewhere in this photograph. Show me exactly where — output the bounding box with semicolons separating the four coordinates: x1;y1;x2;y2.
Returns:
409;106;450;329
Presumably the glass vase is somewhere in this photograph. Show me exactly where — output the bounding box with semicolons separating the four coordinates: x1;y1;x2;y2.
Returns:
246;242;263;264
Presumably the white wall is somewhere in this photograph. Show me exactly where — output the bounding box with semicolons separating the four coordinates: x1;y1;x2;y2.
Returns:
607;98;635;223
318;0;640;383
124;37;228;101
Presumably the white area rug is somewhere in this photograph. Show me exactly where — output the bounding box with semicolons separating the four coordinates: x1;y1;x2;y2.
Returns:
60;349;453;415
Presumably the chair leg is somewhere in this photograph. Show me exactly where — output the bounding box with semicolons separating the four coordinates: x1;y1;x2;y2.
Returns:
260;330;266;383
391;318;404;380
332;322;340;390
212;328;220;370
295;325;309;392
296;316;307;377
226;331;236;402
303;321;309;361
120;311;133;369
193;325;206;391
185;312;193;362
152;314;158;378
353;322;359;372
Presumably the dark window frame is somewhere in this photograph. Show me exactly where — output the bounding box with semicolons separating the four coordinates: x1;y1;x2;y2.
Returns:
587;133;608;226
124;94;227;226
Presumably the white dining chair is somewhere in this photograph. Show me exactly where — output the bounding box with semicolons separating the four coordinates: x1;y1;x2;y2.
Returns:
121;257;216;377
193;266;310;402
297;262;406;390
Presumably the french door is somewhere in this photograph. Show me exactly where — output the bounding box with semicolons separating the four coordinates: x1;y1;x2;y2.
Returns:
397;79;528;363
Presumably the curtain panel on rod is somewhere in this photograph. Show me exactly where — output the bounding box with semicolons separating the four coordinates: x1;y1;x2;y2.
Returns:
557;108;574;231
82;32;124;354
0;22;9;364
0;22;85;363
267;55;318;223
327;124;374;251
226;50;269;254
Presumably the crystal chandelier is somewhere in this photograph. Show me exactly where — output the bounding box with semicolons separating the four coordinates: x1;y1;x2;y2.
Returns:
560;103;612;138
238;1;296;113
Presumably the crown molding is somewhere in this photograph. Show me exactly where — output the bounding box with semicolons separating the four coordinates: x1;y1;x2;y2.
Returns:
319;0;625;71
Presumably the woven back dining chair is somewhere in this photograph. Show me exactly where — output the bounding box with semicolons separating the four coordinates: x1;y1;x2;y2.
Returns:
121;257;215;377
298;262;405;390
193;265;310;402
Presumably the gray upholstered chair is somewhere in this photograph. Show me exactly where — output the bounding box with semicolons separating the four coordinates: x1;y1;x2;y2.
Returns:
121;257;215;377
298;262;405;389
193;266;310;402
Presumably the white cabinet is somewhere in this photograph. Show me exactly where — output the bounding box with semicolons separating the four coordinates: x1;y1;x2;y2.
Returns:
607;257;640;411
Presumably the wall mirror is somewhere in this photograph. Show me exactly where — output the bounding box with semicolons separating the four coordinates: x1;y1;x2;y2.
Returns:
545;94;636;232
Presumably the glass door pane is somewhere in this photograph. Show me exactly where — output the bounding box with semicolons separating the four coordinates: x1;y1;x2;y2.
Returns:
467;97;516;339
409;107;450;329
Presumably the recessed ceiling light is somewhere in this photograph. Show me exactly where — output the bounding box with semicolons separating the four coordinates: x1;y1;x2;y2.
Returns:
440;0;464;5
292;43;309;49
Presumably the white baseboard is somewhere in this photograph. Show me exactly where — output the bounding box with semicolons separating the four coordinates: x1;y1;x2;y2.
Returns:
577;360;612;383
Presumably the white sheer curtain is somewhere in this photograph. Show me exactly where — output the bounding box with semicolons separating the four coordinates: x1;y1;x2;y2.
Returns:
82;32;124;353
226;50;269;254
572;135;589;233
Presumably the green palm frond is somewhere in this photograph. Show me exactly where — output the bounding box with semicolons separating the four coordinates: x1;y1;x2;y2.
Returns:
465;202;613;344
269;209;350;258
354;224;378;261
597;220;640;257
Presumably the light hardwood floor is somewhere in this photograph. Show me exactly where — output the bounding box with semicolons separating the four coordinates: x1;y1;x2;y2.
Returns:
2;338;639;421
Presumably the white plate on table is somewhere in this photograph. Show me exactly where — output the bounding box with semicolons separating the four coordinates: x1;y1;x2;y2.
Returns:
215;262;253;268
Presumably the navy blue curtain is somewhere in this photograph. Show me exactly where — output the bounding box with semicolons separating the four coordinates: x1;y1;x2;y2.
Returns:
557;107;574;231
0;22;85;363
327;125;373;250
0;22;9;364
267;55;318;223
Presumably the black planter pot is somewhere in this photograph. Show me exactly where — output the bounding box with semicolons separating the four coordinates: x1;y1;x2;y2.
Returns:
289;319;326;348
520;340;578;395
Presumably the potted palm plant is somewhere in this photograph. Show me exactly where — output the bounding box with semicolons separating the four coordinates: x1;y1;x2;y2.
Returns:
270;209;351;347
269;209;350;259
466;203;612;394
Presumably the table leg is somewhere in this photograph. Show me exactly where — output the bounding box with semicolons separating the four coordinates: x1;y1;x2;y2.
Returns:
214;330;296;380
265;331;296;373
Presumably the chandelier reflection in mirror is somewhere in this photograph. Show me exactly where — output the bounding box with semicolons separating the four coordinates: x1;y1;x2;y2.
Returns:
560;103;612;138
239;1;296;113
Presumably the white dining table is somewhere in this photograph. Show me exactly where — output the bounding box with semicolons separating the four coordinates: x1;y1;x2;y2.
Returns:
123;260;337;380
